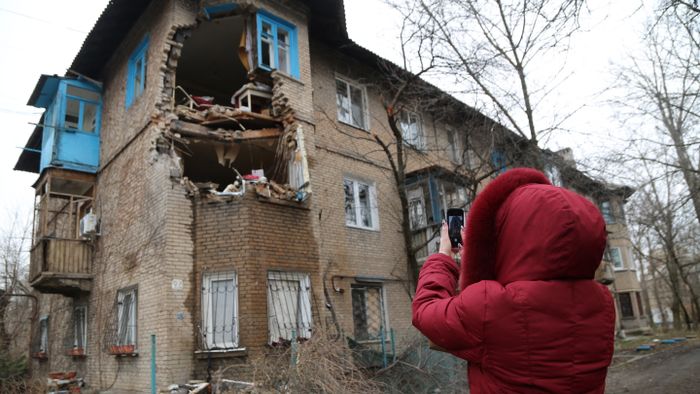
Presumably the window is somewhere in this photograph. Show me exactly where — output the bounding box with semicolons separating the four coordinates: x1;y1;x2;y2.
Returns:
63;85;101;133
408;187;426;229
399;110;425;150
351;284;387;340
447;129;463;164
618;292;634;318
600;201;614;224
73;306;87;351
39;316;49;353
201;272;239;349
344;178;379;230
336;77;368;130
116;287;137;347
267;271;312;344
544;164;562;187
126;36;149;108
491;150;507;175
609;247;624;270
256;11;299;78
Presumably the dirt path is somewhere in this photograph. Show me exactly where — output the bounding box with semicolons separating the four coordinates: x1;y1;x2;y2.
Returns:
605;340;700;393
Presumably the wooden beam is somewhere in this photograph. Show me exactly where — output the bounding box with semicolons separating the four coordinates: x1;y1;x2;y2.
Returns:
171;120;282;142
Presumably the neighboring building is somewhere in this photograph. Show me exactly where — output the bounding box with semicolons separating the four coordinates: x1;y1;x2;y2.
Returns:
13;0;639;391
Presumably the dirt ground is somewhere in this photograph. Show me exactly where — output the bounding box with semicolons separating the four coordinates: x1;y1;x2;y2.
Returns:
605;339;700;393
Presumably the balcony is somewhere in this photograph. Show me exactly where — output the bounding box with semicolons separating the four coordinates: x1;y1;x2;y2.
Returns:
28;168;95;295
29;238;93;295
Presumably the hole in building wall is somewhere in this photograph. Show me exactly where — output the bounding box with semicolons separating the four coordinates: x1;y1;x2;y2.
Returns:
176;16;251;106
182;140;286;190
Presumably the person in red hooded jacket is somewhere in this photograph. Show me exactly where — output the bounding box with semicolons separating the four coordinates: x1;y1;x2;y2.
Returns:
412;168;615;393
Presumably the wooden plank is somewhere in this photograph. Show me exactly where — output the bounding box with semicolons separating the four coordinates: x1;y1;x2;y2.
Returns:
171;120;282;142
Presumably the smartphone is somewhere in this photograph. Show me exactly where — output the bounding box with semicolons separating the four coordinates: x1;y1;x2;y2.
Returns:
446;208;464;248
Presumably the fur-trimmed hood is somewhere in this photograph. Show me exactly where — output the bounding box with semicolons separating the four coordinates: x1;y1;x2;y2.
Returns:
459;168;607;289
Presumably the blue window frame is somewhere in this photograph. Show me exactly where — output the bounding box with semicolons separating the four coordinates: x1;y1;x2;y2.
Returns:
256;11;299;78
126;36;149;108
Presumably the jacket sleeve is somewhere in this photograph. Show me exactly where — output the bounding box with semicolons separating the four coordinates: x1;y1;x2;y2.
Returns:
412;253;488;362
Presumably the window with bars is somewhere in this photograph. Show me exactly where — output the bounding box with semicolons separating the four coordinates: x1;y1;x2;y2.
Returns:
618;292;634;318
126;36;148;108
73;305;87;351
351;284;387;341
116;287;137;347
201;272;239;349
267;271;313;345
256;11;299;77
344;177;379;230
399;110;425;150
336;77;368;130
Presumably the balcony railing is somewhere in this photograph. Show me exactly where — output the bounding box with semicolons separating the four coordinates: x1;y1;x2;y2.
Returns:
29;237;92;294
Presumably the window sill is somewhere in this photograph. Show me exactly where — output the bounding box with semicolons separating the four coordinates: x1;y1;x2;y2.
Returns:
346;223;380;232
337;119;369;133
195;348;247;359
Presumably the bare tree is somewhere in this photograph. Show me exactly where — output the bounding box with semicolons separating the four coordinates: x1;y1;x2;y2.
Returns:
387;0;588;169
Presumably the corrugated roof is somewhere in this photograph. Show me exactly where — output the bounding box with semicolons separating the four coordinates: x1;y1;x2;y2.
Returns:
68;0;154;79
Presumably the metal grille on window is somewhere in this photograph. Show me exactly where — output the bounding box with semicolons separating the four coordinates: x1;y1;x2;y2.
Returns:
351;284;386;341
267;271;313;345
200;271;238;350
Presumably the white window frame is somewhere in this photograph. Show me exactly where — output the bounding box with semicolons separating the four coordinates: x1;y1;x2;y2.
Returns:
267;271;313;344
399;110;425;150
350;283;389;341
609;247;624;270
202;272;239;350
73;305;87;351
116;287;137;347
335;76;369;130
344;177;380;231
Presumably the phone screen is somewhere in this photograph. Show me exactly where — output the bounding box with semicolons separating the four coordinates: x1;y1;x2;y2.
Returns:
446;208;464;248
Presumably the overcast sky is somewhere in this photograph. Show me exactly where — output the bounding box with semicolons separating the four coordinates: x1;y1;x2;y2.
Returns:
0;0;652;235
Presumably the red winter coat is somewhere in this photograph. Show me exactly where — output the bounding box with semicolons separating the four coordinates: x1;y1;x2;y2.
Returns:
413;169;615;393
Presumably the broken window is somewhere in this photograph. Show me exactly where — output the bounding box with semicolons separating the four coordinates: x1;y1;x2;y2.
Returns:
116;287;137;347
256;11;298;77
267;271;312;344
64;86;100;133
344;178;378;230
618;292;634;318
73;305;87;351
336;77;367;130
351;284;387;341
126;35;148;108
201;271;239;349
399;110;424;150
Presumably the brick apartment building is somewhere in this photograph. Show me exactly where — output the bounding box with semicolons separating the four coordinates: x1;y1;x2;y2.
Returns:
13;0;645;391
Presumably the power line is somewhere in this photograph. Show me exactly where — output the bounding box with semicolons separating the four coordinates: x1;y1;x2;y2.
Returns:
0;7;88;34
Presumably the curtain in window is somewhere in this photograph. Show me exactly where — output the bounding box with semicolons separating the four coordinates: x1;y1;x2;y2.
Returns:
267;273;312;344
